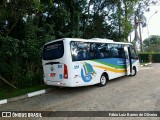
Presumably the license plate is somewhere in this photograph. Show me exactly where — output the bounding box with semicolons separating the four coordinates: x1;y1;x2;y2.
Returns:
50;73;55;77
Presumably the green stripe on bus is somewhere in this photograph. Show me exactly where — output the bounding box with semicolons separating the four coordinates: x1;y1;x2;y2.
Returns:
91;60;126;69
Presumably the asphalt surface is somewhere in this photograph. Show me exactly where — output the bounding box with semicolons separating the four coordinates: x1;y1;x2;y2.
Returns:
1;63;160;120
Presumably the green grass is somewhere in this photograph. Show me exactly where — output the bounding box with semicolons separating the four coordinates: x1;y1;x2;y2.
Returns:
0;84;50;100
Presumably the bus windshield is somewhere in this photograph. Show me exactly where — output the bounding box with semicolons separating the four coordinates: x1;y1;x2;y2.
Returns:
43;41;64;60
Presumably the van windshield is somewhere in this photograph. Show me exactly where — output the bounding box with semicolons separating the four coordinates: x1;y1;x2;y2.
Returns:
43;41;64;60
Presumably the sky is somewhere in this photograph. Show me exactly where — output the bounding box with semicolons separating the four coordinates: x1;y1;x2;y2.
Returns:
142;5;160;40
131;5;160;41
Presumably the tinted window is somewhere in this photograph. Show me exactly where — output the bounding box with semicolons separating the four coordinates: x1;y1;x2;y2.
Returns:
43;41;64;60
108;44;125;58
70;41;91;61
70;41;125;61
130;46;138;59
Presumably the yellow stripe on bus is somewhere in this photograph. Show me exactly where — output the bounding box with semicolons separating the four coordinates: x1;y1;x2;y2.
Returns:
94;65;126;73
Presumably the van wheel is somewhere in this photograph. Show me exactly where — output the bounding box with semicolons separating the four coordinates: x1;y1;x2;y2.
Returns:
130;67;137;76
99;74;107;87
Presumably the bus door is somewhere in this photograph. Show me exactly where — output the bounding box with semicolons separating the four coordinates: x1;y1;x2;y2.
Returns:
124;47;132;75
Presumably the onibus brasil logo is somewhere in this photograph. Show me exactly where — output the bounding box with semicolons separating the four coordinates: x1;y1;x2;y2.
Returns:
81;62;96;82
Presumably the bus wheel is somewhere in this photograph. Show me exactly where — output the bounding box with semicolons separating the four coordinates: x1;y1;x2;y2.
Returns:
130;67;137;76
99;73;108;87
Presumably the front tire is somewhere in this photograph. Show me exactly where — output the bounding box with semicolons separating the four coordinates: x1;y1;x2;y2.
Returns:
99;74;107;87
130;67;137;76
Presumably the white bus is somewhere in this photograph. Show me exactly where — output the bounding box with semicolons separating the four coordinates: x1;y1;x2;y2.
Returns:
42;38;140;87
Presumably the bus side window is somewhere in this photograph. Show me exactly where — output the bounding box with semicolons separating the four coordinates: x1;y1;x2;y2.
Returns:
90;43;97;59
82;48;91;60
109;48;119;58
130;47;138;59
103;44;109;58
117;48;125;58
107;44;124;58
104;51;109;58
90;50;95;59
99;48;105;58
70;41;84;61
70;43;78;61
77;50;83;61
95;44;104;59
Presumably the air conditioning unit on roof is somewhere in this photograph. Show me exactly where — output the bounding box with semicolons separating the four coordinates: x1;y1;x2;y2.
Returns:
90;38;114;42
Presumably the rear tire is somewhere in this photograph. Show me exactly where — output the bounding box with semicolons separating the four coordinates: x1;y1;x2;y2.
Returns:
130;67;137;76
99;73;108;87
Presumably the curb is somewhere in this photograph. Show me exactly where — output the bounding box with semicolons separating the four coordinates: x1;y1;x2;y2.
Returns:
140;62;152;67
0;88;53;105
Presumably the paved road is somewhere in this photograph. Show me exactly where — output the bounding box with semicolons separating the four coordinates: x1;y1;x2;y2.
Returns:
1;63;160;120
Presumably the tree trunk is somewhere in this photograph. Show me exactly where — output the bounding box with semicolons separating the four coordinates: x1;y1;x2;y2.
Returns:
0;75;17;89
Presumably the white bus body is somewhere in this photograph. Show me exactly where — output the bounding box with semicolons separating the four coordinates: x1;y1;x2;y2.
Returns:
42;38;140;87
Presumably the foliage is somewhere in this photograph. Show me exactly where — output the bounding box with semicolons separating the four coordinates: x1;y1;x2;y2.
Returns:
138;52;160;63
143;35;160;52
0;33;53;88
138;53;150;63
152;53;160;63
81;0;138;41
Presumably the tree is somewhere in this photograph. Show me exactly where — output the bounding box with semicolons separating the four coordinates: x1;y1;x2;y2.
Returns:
133;0;159;52
81;0;139;41
0;0;37;38
143;35;160;52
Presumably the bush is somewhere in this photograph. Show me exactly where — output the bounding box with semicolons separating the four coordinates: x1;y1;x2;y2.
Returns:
0;33;53;88
138;53;150;63
152;53;160;63
138;52;160;63
0;36;21;88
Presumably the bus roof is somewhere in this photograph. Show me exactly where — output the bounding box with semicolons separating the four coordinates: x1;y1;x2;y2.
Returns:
44;38;132;46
